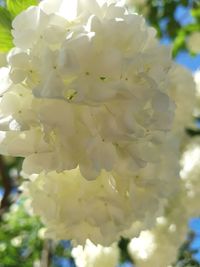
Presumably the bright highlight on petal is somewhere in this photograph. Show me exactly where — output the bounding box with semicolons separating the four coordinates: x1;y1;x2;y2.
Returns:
59;0;78;20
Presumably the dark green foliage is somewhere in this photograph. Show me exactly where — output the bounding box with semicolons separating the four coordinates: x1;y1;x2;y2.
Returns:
136;0;200;57
0;5;13;51
173;232;200;267
118;237;134;264
0;199;44;267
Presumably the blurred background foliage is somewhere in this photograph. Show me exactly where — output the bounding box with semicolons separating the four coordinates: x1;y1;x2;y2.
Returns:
130;0;200;57
0;0;200;266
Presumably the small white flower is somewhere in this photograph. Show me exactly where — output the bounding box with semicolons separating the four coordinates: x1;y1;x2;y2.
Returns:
128;231;156;261
11;236;23;247
0;243;7;252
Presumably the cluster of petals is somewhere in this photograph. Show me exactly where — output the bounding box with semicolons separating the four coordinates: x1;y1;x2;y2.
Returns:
127;136;200;267
71;137;200;265
0;0;176;180
128;189;190;267
0;0;196;246
25;145;179;245
70;189;191;267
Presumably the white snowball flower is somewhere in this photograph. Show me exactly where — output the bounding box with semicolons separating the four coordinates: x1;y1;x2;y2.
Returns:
0;0;176;181
72;240;119;267
127;136;200;267
0;0;193;249
128;189;190;267
25;132;179;245
0;0;195;246
187;32;200;54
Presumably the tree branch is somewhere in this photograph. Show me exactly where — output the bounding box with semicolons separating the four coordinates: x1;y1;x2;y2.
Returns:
41;240;52;267
0;155;13;218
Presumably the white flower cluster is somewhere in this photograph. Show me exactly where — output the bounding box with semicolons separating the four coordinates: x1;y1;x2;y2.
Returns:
0;0;175;180
70;65;196;262
128;190;189;267
72;183;197;267
72;240;119;267
74;137;200;266
127;136;200;267
72;198;188;267
0;0;195;246
26;140;179;245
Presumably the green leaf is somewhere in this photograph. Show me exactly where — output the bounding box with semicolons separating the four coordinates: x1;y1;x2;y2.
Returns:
183;23;200;33
181;0;188;7
191;8;200;19
0;27;13;52
0;6;12;29
0;6;13;52
6;0;38;17
172;30;186;57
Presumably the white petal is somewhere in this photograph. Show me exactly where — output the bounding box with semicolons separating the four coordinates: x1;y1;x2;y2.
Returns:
0;67;12;95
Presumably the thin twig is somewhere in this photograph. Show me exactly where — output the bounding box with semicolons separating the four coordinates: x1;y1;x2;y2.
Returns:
41;240;52;267
0;155;13;219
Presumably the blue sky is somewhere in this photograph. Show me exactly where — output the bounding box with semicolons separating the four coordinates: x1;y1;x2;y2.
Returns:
160;3;200;72
189;218;200;261
176;52;200;72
